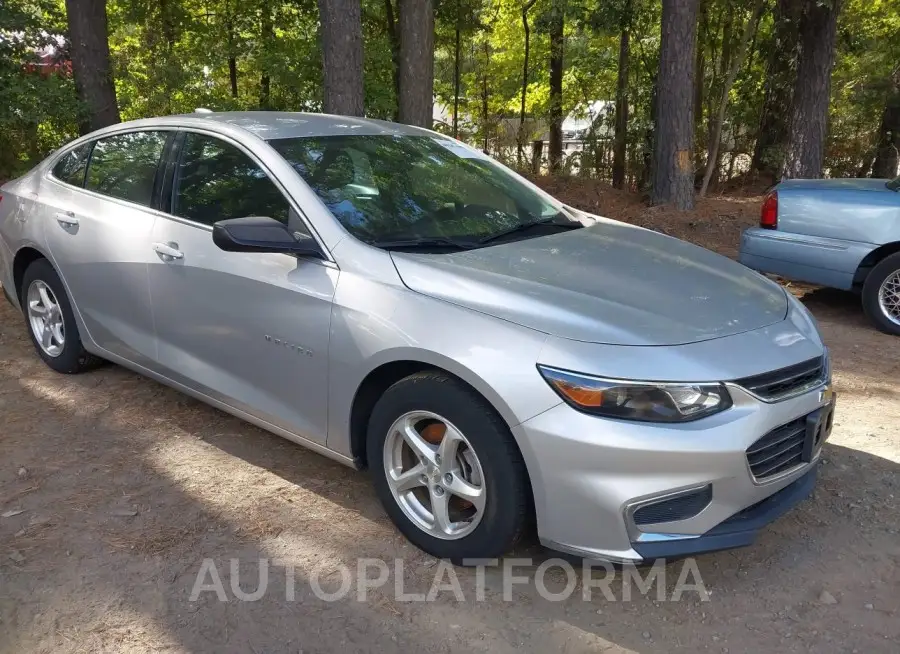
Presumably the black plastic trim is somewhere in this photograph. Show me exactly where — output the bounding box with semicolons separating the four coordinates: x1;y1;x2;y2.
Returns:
151;131;178;212
633;485;713;525
632;466;817;561
734;356;825;400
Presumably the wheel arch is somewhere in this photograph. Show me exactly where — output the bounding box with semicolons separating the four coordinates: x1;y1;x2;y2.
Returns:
12;245;51;304
854;241;900;289
346;352;521;470
12;244;94;347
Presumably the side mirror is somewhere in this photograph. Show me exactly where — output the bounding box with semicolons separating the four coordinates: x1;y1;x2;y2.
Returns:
212;216;325;258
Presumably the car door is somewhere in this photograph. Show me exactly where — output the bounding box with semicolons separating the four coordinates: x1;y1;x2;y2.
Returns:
147;130;338;444
41;130;170;367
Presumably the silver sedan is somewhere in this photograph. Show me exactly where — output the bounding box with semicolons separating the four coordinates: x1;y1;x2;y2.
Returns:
0;112;835;563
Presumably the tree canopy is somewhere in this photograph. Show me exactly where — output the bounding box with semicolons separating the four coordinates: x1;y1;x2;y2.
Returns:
1;0;898;199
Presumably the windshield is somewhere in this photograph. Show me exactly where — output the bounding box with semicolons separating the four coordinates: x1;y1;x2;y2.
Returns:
269;134;564;246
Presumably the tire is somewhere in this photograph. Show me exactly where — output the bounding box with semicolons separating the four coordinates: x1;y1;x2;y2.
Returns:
862;252;900;336
20;258;102;374
367;370;531;562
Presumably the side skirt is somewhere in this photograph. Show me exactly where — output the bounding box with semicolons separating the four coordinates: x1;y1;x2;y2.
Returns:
85;344;360;470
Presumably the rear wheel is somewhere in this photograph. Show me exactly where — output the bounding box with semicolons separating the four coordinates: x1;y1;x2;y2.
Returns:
20;259;102;373
367;371;531;562
862;252;900;336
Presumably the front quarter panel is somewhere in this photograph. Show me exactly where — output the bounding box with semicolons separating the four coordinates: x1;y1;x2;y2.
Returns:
325;241;561;461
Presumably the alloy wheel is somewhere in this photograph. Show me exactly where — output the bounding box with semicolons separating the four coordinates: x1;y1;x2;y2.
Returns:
27;280;65;357
382;410;486;540
878;270;900;326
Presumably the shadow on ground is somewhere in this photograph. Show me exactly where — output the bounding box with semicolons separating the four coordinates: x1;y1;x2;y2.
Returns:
1;293;898;653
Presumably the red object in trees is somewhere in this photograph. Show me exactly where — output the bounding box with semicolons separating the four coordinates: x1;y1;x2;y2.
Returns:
23;51;72;78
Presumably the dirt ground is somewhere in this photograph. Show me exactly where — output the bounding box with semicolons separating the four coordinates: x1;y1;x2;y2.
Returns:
1;182;899;653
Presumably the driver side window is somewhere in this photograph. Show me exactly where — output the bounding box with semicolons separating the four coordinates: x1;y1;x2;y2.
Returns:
173;133;310;238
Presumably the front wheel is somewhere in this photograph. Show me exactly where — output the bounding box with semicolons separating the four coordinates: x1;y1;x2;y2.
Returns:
862;252;900;336
367;371;531;561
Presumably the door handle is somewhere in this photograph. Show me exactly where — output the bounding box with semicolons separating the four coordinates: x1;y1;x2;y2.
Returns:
152;242;184;261
55;212;79;227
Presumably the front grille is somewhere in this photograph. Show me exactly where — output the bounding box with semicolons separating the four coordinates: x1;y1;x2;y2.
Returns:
734;356;826;401
633;485;713;526
746;417;806;480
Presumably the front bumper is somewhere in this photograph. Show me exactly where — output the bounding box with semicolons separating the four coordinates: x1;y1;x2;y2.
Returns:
514;382;831;563
631;465;817;560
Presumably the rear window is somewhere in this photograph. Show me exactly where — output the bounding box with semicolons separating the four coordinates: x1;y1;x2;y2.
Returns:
52;143;92;187
85;131;168;207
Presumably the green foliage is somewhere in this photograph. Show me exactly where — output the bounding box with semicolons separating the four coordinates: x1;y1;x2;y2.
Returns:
828;0;900;175
0;0;898;182
0;0;82;179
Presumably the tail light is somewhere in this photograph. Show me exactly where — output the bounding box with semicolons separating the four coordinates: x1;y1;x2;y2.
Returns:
760;191;778;229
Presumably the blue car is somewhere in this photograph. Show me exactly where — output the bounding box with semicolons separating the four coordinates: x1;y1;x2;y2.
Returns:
739;176;900;335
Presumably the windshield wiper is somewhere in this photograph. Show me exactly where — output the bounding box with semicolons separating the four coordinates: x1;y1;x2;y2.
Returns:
371;237;477;251
478;215;583;245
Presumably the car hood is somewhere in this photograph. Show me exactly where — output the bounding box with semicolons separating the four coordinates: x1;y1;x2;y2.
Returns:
778;178;896;193
390;219;788;346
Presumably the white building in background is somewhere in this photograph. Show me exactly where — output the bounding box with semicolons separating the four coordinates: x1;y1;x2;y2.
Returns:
562;100;615;142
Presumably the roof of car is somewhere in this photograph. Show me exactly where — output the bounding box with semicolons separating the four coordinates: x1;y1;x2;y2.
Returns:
176;111;430;140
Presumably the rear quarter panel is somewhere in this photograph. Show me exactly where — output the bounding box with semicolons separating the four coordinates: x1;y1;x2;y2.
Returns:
0;173;51;304
776;188;900;245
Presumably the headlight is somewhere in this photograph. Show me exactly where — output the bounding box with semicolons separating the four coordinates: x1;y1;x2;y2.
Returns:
538;366;732;423
787;292;824;346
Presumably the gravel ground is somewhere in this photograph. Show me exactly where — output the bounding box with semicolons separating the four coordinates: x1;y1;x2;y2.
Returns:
1;193;898;653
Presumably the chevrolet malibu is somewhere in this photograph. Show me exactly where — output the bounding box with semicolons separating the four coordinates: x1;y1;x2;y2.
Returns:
0;112;835;563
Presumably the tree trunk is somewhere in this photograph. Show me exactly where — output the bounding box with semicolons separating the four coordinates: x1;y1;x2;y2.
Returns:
481;40;490;152
639;82;657;193
258;6;273;109
693;0;706;169
612;12;630;189
259;73;270;110
547;0;566;174
531;139;544;174
857;153;875;178
453;1;461;138
159;0;176;52
384;0;401;119
318;0;365;116
699;0;764;196
698;4;723;167
872;71;900;178
398;0;435;127
726;149;737;178
651;0;699;209
64;0;120;133
229;56;238;98
782;0;841;179
226;13;238;98
518;0;538;166
752;0;802;178
703;8;732;176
